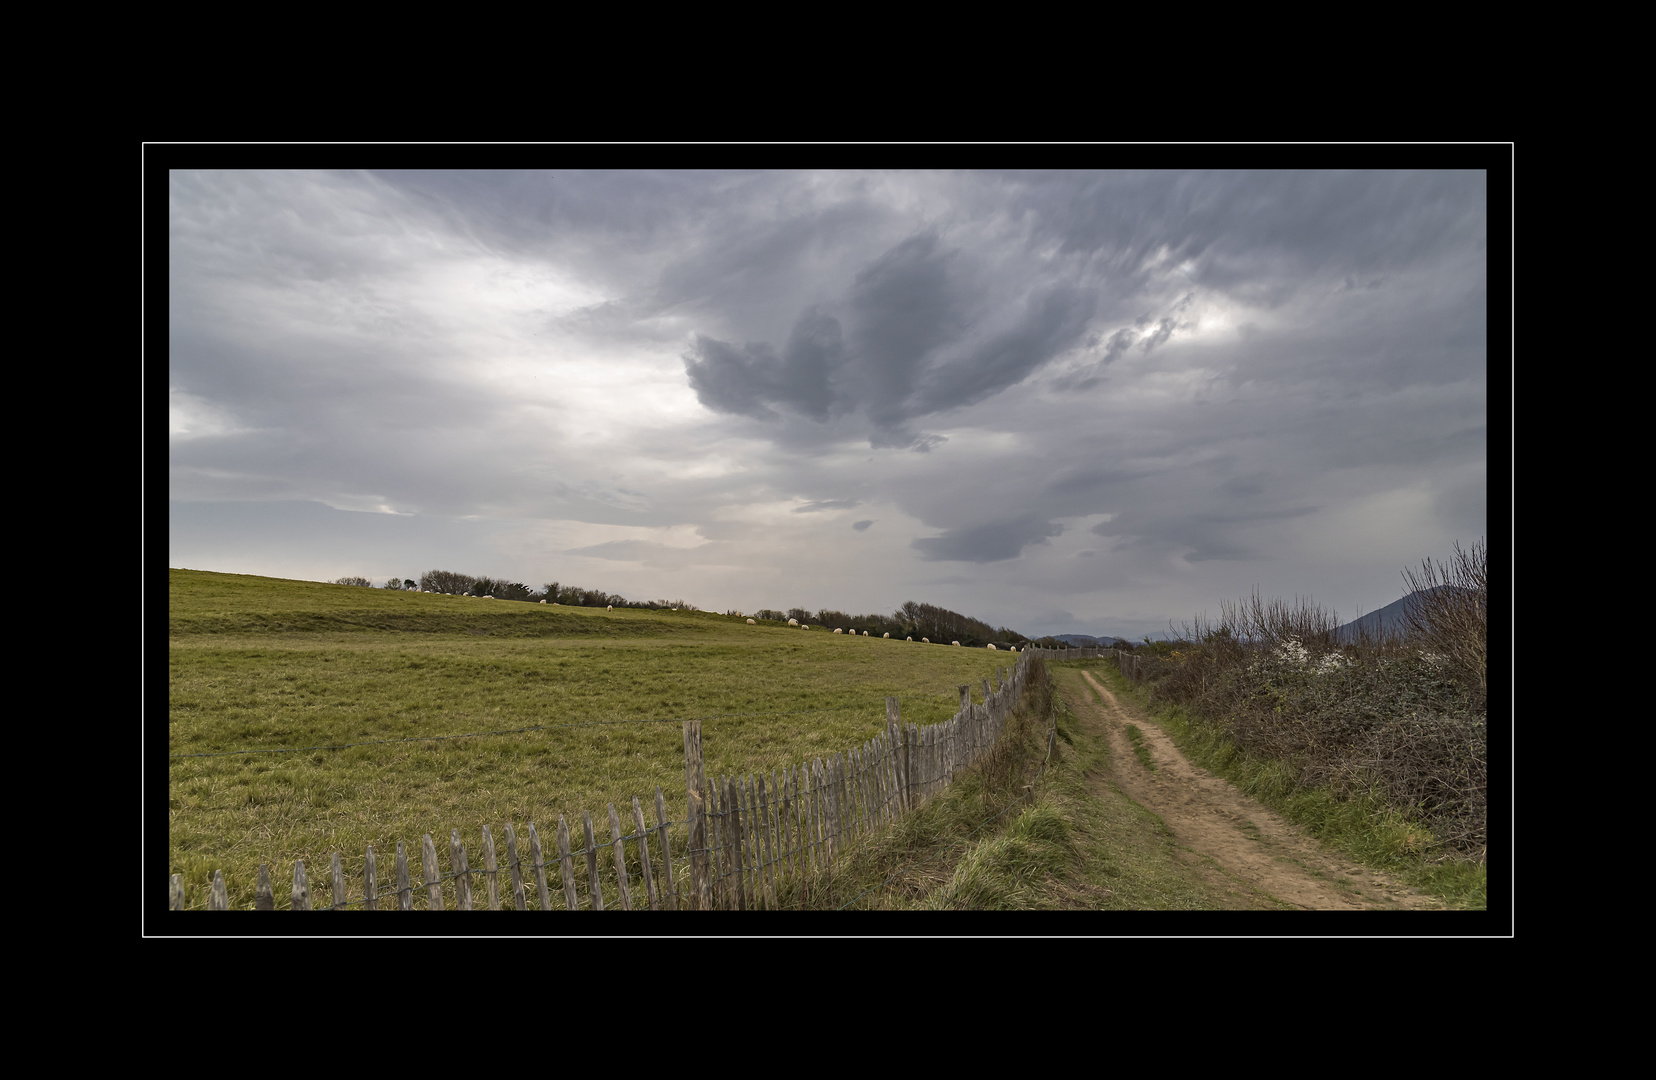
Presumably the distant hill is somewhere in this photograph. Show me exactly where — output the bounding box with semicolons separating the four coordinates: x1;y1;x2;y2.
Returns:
1054;634;1124;647
1335;587;1468;643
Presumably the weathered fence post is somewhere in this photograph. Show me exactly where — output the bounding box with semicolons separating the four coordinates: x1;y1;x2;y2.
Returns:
293;859;311;911
257;863;274;911
582;811;604;911
655;787;679;910
450;830;473;911
422;834;443;910
209;869;228;910
632;796;658;911
481;825;501;910
684;720;710;911
886;697;907;813
608;804;632;911
394;845;412;911
331;852;347;911
557;816;578;910
364;844;378;911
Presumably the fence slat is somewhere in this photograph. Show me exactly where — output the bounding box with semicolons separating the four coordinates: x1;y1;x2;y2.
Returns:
422;834;443;910
609;804;632;911
758;773;776;909
527;823;550;910
293;859;311;911
257;863;274;911
331;852;347;911
396;844;412;911
558;816;578;910
210;869;228;910
170;874;183;910
480;825;500;910
504;824;527;911
683;721;709;911
365;844;378;911
728;776;746;911
655;787;679;911
633;796;658;911
582;811;604;911
450;830;473;911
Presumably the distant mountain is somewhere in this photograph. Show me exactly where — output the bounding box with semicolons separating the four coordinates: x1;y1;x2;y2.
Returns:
1054;634;1123;647
1335;587;1468;642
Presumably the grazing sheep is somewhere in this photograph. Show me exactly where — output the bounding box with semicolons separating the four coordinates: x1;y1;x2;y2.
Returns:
540;599;547;604
788;618;798;626
834;628;843;634
906;636;913;641
951;641;960;646
862;631;869;637
987;643;997;650
922;637;930;643
802;625;810;630
607;605;613;611
883;633;890;639
746;618;756;624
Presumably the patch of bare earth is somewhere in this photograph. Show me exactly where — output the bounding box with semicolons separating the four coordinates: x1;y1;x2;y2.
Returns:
1073;669;1443;910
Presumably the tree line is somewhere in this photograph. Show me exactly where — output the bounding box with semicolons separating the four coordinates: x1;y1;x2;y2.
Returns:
335;571;691;611
337;571;1083;647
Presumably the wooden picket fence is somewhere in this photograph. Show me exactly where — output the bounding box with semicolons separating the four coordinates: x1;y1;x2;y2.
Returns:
169;651;1052;911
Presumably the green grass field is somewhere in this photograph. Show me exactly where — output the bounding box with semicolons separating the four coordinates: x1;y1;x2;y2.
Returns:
167;569;1021;910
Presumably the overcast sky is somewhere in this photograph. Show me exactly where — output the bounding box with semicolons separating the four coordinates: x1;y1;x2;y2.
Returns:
167;168;1491;641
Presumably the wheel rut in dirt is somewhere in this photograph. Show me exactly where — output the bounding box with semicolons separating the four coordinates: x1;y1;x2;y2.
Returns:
1067;667;1442;910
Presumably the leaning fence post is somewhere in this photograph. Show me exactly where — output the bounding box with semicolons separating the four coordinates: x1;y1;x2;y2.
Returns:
684;720;710;911
209;869;228;910
450;830;473;911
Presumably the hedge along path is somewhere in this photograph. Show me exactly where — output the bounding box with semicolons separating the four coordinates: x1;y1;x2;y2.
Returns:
1068;666;1443;911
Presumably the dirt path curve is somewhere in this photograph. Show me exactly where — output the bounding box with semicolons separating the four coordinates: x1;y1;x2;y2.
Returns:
1071;668;1443;910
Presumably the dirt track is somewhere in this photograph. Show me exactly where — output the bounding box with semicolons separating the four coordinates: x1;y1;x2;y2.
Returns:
1068;668;1443;910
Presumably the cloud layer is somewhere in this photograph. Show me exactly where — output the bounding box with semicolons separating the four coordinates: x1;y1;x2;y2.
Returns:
168;168;1491;640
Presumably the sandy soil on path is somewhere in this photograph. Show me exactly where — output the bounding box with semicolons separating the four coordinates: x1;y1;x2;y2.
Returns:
1071;668;1444;910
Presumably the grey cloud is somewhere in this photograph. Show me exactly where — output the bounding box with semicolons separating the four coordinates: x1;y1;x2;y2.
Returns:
793;499;860;513
852;520;873;531
683;229;1094;444
911;515;1064;563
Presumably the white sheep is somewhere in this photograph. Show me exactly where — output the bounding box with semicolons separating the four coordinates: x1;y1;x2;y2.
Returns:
987;643;997;650
746;618;756;624
922;637;930;643
951;641;960;646
788;618;798;626
540;599;547;604
802;625;810;630
862;631;869;637
883;632;890;639
607;605;613;611
906;636;913;641
834;628;843;634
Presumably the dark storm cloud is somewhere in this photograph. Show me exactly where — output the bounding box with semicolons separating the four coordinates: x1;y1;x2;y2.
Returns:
683;229;1096;448
911;515;1065;563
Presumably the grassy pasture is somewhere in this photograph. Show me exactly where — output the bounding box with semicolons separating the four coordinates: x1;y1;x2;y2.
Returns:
166;569;1017;910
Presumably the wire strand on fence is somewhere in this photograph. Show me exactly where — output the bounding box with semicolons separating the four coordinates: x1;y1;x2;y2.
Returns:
168;697;955;759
